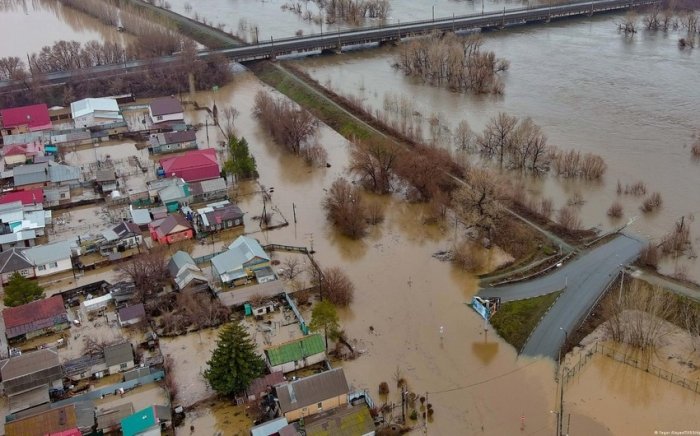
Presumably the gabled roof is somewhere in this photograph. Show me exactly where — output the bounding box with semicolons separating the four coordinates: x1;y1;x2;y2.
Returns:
211;236;269;277
162;130;195;144
103;221;141;242
250;417;291;436
3;144;29;156
0;348;60;381
149;97;183;117
104;342;133;367
305;405;375;436
149;214;192;236
202;204;243;227
265;334;325;367
129;207;151;226
121;405;171;436
247;371;285;397
13;162;49;186
0;247;33;273
159;149;218;180
4;403;76;436
168;250;196;277
48;162;81;183
23;239;75;266
275;368;349;414
2;295;66;337
168;251;207;290
70;98;120;119
96;402;134;431
0;104;51;130
189;177;227;196
0;189;44;206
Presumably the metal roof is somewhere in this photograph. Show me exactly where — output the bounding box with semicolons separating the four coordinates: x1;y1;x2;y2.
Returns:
13;163;49;186
265;334;325;368
211;236;269;277
275;368;349;414
305;405;375;436
0;248;33;273
2;296;68;339
70;98;120;119
103;342;133;368
117;304;146;324
96;402;134;431
190;177;227;195
149;96;183;117
4;404;77;436
22;239;76;266
48;162;81;183
0;348;60;382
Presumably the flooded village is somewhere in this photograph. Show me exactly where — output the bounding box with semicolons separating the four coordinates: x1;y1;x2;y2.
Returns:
0;0;699;435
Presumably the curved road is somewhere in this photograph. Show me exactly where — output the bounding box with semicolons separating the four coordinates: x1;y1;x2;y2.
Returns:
479;234;644;358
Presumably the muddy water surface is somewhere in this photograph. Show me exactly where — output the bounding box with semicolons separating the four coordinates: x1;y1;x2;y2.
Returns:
295;14;700;280
178;72;558;434
0;0;130;59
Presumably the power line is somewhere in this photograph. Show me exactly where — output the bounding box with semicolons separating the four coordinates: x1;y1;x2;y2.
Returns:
428;360;540;395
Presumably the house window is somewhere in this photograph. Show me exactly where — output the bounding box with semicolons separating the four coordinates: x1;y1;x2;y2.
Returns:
38;265;46;271
49;262;58;268
19;269;29;276
157;115;163;121
317;402;323;410
120;362;128;369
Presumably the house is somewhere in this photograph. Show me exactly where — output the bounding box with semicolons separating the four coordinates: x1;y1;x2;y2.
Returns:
118;303;146;327
44;185;71;206
0;188;44;206
218;280;286;308
274;368;349;422
250;417;296;436
148;130;197;154
130;206;152;228
159;148;219;182
167;250;207;291
2;295;69;342
0;348;63;396
104;342;135;374
62;352;107;381
96;402;135;434
100;220;143;254
153;178;191;212
0;104;52;138
0;248;35;284
211;236;270;285
3;141;44;168
304;404;376;436
109;281;137;304
13;162;81;189
190;177;228;203
247;371;285;402
95;168;117;193
148;214;194;244
148;96;184;125
120;405;172;436
196;202;244;233
70;98;123;128
264;334;326;374
0;200;51;250
5;404;78;436
23;239;78;277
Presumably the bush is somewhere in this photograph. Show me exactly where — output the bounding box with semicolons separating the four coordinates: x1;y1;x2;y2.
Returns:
557;206;581;231
379;381;390;396
409;409;418;420
321;267;355;307
691;140;700;158
640;192;663;213
639;243;660;269
607;201;624;218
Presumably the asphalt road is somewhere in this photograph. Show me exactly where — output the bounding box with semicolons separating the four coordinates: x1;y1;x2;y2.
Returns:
479;234;644;359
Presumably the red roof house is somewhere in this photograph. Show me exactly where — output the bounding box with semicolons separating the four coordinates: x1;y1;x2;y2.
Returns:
2;295;69;340
0;188;44;206
0;104;52;135
159;149;219;182
148;214;194;244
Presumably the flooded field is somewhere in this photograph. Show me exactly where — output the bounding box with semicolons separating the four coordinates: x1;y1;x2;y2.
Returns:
0;0;131;59
167;0;534;41
294;14;700;280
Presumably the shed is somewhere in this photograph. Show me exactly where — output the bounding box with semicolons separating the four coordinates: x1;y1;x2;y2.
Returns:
2;295;69;340
149;96;184;124
120;405;172;436
250;417;291;436
117;304;146;327
264;334;326;374
96;402;135;433
304;405;376;436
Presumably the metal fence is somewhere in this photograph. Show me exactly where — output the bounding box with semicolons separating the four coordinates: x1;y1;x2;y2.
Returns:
563;342;700;394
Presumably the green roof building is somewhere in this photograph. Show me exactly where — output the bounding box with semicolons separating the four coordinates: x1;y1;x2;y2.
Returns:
120;405;171;436
265;334;326;373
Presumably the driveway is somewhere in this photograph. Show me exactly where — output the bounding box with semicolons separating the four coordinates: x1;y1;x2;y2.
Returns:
479;234;644;358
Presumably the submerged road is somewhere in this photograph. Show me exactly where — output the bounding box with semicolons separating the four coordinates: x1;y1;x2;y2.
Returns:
479;234;644;359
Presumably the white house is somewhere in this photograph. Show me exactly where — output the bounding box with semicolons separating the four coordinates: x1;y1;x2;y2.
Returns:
71;98;123;128
22;238;78;277
148;97;184;125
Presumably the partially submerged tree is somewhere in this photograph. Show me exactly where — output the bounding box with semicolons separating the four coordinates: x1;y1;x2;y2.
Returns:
348;138;399;194
223;135;257;182
253;90;318;155
321;267;355;307
3;273;44;307
204;321;265;397
452;168;504;237
309;300;341;350
322;177;368;239
119;248;169;303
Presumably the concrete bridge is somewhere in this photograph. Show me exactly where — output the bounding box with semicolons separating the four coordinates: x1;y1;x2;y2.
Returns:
0;0;656;90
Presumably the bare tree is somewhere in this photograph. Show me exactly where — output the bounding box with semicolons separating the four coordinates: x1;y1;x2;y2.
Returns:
221;105;240;139
454;120;475;152
321;267;355;307
254;91;318;155
348;138;399;194
452;168;504;236
557;206;581;231
322;177;368;239
119;248;169;303
477;112;519;167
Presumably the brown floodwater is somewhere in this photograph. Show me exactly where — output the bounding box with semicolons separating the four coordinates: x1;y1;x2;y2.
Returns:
294;14;700;281
0;0;131;59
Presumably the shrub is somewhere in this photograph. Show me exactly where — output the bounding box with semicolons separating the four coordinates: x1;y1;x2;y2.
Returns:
378;381;390;396
639;243;660;269
557;206;581;231
607;201;624;218
640;192;663;213
321;267;355;307
691;140;700;158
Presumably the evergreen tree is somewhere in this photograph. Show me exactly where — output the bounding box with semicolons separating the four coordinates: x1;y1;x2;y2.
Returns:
204;321;265;396
223;135;257;181
309;300;340;350
3;273;44;307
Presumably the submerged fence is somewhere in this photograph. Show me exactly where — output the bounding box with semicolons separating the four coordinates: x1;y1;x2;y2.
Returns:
563;342;700;395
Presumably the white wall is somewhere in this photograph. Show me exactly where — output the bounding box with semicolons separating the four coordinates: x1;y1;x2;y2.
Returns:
149;108;184;124
34;257;72;277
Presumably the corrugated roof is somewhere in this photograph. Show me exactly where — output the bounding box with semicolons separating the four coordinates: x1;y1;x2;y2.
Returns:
203;204;243;227
190;177;227;196
117;304;146;323
168;250;195;277
48;162;80;183
0;104;51;130
104;342;133;367
5;404;77;436
0;189;44;206
2;296;67;339
120;406;157;436
23;239;75;266
149;97;183;117
150;214;192;236
129;207;151;225
250;417;290;436
265;334;325;368
0;348;60;381
13;163;49;186
247;371;285;397
162;130;195;144
70;98;120;119
159;149;219;182
275;368;349;414
8;385;50;414
96;402;134;431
